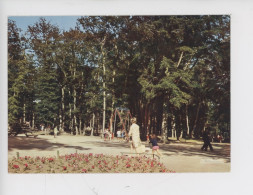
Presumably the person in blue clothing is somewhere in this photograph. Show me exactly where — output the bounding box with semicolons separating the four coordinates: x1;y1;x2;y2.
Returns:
149;134;162;157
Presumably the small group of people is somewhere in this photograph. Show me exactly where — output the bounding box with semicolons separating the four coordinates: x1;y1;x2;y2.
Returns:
211;134;223;143
116;130;126;141
104;129;112;141
40;124;53;136
128;117;162;157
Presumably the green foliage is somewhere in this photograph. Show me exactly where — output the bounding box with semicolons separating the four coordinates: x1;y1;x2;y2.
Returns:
8;16;230;137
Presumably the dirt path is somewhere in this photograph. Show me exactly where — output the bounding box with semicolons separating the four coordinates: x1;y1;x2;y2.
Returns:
8;134;230;173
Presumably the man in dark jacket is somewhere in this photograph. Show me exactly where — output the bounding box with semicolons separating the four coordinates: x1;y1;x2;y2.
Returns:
201;129;214;151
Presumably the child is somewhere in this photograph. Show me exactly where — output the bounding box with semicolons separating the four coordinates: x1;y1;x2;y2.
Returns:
146;133;150;143
149;134;162;157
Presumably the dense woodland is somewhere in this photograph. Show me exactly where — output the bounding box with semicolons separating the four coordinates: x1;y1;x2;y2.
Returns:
8;16;230;140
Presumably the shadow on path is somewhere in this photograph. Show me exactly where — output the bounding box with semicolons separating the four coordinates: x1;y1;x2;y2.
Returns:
8;137;91;152
160;143;230;163
8;136;230;163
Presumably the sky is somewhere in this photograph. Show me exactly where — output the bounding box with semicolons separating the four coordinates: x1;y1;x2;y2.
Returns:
9;16;81;33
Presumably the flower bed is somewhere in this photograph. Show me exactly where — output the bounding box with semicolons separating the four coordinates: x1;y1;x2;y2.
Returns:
8;153;175;173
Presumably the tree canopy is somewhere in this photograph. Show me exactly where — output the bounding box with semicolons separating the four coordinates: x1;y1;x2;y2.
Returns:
8;16;230;140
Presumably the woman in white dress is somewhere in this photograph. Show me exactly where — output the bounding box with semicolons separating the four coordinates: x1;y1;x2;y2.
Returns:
128;117;141;153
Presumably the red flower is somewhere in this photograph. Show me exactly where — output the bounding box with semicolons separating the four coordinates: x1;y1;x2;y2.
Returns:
151;162;154;167
126;164;131;168
63;166;67;170
89;153;93;157
24;163;28;168
48;157;54;162
92;165;95;169
81;169;87;173
13;164;19;169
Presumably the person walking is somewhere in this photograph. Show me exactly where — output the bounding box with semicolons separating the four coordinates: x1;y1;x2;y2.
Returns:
54;126;58;138
128;117;141;153
201;129;214;151
149;134;162;157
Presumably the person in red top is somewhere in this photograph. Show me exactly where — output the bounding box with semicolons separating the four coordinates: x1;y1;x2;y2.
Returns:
146;133;150;143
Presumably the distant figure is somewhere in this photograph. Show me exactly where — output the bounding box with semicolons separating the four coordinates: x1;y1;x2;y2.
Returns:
122;131;126;140
201;129;214;151
104;129;109;141
40;124;45;131
149;134;162;157
54;126;58;138
108;130;112;141
25;121;30;127
45;125;51;135
117;130;121;140
217;134;223;143
128;117;141;153
146;133;150;143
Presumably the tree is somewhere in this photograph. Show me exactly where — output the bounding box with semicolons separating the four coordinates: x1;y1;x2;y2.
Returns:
27;18;61;126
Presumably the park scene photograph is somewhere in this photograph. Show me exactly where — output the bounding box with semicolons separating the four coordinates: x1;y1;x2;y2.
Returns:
8;15;230;174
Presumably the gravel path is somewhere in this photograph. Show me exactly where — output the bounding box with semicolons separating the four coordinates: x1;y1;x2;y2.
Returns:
8;134;230;173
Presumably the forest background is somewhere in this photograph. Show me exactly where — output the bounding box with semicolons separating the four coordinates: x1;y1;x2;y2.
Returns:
8;16;230;140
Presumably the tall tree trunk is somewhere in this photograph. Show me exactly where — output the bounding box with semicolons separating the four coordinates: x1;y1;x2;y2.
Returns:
179;114;183;140
68;90;73;134
72;60;79;136
62;86;65;132
102;62;106;135
192;102;201;138
162;112;167;143
143;103;149;137
101;36;107;137
186;104;190;136
110;70;115;133
23;103;26;123
79;119;82;135
32;112;35;129
91;113;95;136
59;86;65;132
74;88;79;135
171;115;176;138
156;96;164;135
